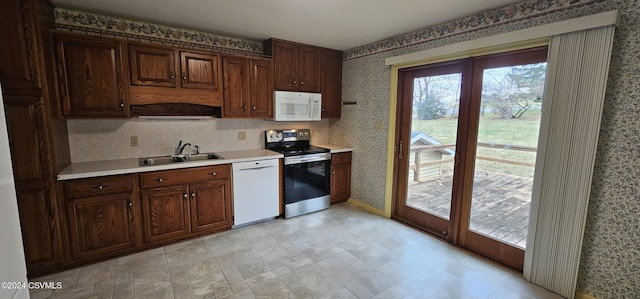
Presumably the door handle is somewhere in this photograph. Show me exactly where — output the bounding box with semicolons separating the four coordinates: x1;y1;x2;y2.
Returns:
398;140;403;159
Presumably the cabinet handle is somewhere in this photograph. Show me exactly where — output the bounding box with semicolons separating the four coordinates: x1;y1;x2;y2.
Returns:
211;172;218;176
127;201;133;208
155;178;166;182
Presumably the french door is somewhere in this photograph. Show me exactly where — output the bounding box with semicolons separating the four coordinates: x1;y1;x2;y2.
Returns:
393;47;547;271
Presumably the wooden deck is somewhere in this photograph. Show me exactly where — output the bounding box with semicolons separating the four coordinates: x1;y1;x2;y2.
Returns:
407;171;533;248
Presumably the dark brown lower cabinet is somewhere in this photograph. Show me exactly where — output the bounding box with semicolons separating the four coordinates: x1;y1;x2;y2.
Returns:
63;174;141;261
16;187;64;270
140;164;232;245
330;152;352;204
141;184;190;243
66;193;139;260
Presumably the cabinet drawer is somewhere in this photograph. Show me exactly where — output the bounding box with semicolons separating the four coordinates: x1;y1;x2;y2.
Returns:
64;175;134;199
331;152;352;165
140;164;230;189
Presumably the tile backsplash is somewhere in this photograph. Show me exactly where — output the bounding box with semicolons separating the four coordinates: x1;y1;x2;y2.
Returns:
67;118;330;163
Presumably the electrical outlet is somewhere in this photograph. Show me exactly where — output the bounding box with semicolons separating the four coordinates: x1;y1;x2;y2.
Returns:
130;136;139;147
238;131;247;140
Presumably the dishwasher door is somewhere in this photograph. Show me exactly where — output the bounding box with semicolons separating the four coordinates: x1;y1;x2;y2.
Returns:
232;159;279;227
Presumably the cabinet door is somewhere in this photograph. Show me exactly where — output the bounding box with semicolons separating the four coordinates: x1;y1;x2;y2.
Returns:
180;51;221;90
55;36;127;117
331;163;351;203
0;0;41;93
222;56;249;117
16;187;64;270
297;45;320;92
189;180;231;233
141;185;190;244
250;59;274;118
321;49;342;118
129;45;176;88
272;41;298;91
66;193;138;260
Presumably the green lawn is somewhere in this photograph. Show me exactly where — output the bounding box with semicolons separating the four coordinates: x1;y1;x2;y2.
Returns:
412;113;541;178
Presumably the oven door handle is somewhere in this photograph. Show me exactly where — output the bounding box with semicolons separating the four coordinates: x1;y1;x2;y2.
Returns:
284;153;331;165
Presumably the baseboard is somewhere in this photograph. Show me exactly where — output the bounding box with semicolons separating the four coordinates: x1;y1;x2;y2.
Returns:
575;291;597;299
346;198;386;217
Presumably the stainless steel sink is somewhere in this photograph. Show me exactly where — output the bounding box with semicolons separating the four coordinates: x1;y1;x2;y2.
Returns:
138;153;223;166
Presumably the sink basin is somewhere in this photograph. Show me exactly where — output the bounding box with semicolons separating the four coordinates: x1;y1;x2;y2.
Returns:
138;153;223;166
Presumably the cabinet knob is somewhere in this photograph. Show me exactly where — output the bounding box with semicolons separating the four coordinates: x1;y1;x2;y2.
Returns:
293;80;297;84
169;72;175;81
183;193;188;199
155;178;165;182
128;201;133;207
252;106;256;110
300;81;304;85
242;105;247;110
97;185;104;190
211;172;218;176
332;171;336;174
191;192;196;198
119;103;125;109
182;73;187;82
322;108;325;112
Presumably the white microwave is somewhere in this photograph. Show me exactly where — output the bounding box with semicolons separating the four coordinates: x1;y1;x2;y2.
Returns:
273;91;322;121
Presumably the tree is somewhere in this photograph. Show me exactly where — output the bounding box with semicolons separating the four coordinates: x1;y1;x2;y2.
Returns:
412;74;461;120
482;63;546;119
416;92;447;120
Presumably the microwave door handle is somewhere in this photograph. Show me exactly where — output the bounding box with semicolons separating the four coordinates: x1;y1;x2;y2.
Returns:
309;98;313;118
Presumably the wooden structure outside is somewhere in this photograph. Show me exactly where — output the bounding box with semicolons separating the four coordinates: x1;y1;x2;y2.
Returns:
409;132;455;182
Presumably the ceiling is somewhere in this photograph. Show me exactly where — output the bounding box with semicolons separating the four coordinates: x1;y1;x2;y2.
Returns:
51;0;520;51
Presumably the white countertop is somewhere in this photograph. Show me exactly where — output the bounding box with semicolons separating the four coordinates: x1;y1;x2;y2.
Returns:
58;149;283;181
314;143;354;153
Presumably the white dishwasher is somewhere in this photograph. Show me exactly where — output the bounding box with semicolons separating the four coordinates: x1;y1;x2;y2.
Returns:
232;159;279;227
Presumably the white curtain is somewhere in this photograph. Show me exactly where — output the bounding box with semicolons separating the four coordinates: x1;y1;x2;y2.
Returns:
524;25;616;298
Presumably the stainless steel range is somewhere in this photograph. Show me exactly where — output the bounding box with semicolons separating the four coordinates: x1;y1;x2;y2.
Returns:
265;129;330;218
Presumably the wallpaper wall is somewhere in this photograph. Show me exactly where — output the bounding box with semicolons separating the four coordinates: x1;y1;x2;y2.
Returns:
332;0;638;298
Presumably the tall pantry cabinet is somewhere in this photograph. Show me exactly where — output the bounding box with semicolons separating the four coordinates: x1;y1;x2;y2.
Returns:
0;0;71;277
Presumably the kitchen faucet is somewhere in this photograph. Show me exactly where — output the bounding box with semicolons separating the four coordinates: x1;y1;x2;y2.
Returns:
175;140;199;155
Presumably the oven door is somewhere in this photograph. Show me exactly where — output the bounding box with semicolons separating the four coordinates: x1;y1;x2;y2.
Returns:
283;153;331;205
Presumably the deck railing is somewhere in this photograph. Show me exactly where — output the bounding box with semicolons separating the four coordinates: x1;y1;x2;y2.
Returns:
410;143;537;182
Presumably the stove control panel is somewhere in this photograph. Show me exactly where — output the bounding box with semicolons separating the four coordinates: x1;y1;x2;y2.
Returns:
266;129;311;143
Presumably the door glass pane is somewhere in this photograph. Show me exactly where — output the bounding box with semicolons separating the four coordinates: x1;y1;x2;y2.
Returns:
406;73;462;220
469;62;546;248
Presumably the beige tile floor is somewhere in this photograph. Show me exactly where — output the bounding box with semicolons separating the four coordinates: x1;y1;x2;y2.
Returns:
29;203;563;299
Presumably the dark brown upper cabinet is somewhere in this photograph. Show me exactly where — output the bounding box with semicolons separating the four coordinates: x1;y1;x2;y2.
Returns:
264;39;320;92
222;55;273;118
128;44;223;107
0;0;42;95
320;49;343;118
54;34;128;118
